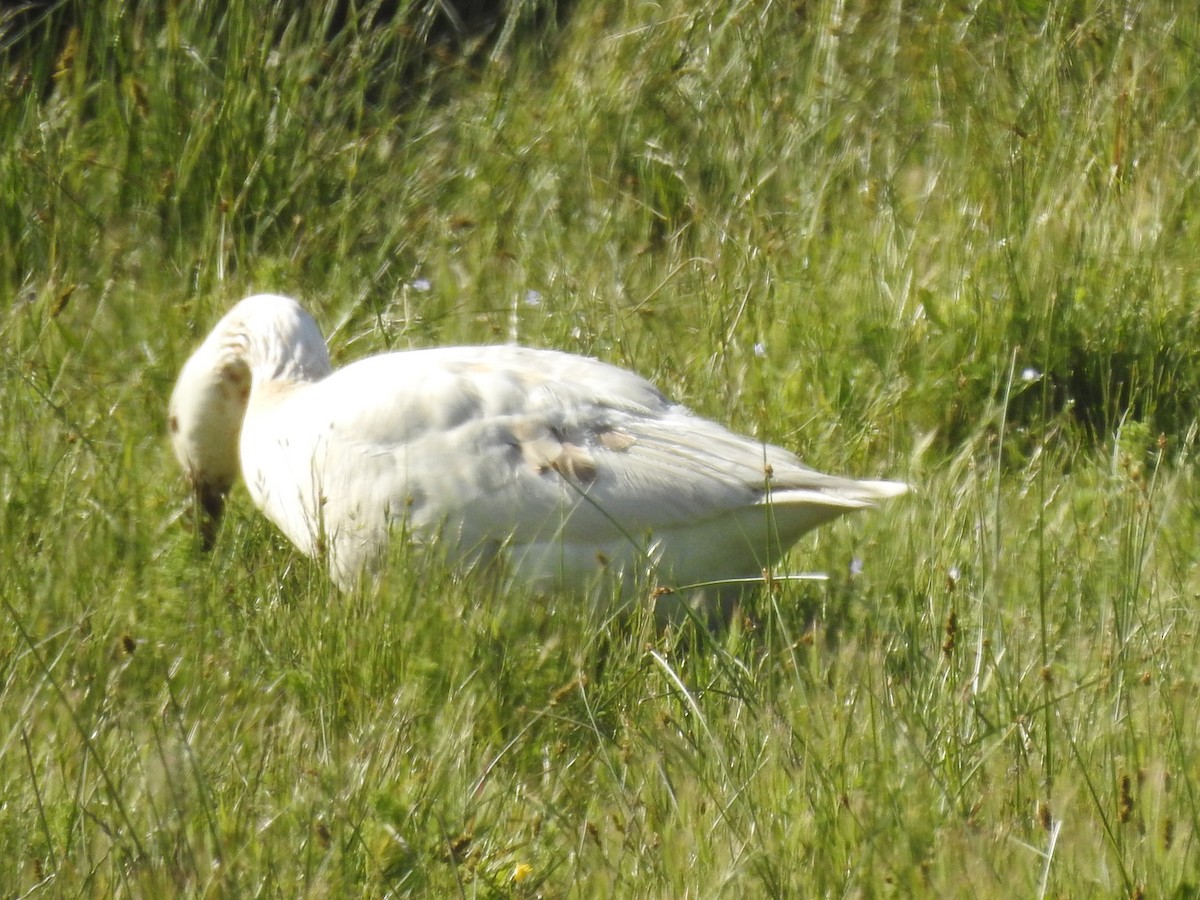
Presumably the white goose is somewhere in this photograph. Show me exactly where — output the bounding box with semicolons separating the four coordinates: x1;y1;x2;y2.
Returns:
169;294;906;611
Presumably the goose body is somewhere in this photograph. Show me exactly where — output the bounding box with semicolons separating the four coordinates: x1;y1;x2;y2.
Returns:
169;294;906;608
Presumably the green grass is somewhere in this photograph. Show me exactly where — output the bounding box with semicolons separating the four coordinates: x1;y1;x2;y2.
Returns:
5;0;1200;894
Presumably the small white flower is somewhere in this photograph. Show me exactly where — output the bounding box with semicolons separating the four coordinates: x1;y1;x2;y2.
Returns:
524;289;542;307
411;278;432;292
753;342;767;358
1021;367;1042;383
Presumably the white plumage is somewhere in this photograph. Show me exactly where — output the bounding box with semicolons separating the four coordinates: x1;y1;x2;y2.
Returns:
169;294;906;611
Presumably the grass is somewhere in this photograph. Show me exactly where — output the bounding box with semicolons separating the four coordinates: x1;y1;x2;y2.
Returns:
4;0;1200;894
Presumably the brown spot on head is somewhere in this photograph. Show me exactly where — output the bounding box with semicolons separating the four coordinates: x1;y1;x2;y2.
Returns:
218;360;252;403
168;414;179;434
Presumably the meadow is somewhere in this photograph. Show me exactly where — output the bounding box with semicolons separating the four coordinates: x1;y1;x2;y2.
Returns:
4;0;1200;895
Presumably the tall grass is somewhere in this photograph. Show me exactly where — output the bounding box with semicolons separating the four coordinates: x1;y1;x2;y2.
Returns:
4;0;1200;894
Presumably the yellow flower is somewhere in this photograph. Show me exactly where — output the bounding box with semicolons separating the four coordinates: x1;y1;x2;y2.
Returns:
511;862;534;884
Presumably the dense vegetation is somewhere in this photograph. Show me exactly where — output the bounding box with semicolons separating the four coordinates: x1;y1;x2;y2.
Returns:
4;0;1200;894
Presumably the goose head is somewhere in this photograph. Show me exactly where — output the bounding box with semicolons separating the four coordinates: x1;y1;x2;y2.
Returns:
168;294;333;548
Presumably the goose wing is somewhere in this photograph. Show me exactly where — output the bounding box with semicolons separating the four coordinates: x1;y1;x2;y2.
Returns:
249;345;899;579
